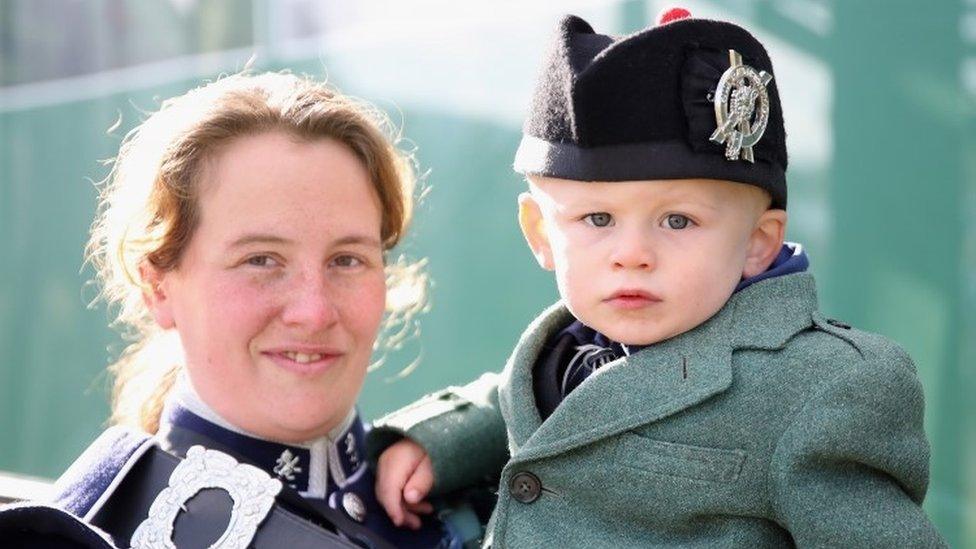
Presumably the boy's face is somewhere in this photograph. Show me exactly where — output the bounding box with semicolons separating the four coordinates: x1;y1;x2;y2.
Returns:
519;177;785;346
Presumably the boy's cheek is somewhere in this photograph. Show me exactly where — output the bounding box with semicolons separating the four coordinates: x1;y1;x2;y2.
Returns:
534;236;567;272
553;269;580;307
551;250;585;281
555;268;597;314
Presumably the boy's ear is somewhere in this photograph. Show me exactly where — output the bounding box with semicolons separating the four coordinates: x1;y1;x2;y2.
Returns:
139;261;177;329
517;192;555;271
742;209;787;278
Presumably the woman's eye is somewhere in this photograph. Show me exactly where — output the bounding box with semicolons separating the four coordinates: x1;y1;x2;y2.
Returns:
332;255;364;268
664;214;691;230
245;255;278;267
584;212;613;227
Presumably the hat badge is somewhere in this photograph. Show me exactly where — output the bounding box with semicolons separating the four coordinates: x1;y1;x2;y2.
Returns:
709;49;773;163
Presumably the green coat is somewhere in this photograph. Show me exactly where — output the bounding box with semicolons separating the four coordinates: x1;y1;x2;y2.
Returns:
369;273;945;548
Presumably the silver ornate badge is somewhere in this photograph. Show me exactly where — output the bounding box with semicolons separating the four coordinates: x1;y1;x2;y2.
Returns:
130;445;282;549
709;49;773;162
273;448;302;482
344;432;359;465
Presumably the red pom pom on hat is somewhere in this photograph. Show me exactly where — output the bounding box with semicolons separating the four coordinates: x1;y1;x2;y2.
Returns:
656;7;692;25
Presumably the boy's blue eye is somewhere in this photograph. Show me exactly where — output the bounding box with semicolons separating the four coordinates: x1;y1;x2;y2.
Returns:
666;214;691;230
584;212;613;227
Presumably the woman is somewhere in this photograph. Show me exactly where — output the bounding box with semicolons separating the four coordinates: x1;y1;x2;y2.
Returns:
0;73;462;548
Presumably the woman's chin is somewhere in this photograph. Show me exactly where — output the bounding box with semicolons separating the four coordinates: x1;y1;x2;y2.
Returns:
256;406;351;442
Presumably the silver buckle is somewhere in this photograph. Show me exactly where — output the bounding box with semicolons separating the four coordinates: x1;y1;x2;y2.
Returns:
130;445;282;549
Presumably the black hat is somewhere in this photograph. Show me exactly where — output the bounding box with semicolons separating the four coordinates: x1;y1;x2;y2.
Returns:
513;9;788;208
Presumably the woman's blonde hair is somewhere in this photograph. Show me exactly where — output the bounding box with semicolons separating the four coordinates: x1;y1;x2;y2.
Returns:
88;72;422;433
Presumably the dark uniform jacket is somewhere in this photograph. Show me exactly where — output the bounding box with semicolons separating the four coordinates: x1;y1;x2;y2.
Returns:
0;407;462;548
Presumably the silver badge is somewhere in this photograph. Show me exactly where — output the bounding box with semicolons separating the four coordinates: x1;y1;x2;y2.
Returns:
344;433;359;465
130;445;282;549
273;448;302;482
342;492;367;523
709;49;773;162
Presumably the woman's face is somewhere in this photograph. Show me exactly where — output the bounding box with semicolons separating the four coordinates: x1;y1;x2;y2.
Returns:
147;131;387;442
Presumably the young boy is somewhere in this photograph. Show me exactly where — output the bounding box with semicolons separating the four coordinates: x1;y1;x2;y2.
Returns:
368;10;946;547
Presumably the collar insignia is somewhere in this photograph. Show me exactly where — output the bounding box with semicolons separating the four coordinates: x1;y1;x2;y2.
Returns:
709;49;773;162
273;449;303;483
344;432;359;466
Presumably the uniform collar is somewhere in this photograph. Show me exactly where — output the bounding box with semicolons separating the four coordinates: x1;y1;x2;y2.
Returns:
500;272;819;462
727;269;818;349
159;380;365;498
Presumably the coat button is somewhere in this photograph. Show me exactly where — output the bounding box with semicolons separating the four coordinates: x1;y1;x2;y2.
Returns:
827;318;851;329
342;492;366;522
509;471;542;503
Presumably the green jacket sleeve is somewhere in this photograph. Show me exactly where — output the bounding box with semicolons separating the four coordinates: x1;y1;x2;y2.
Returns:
367;373;510;495
769;354;946;547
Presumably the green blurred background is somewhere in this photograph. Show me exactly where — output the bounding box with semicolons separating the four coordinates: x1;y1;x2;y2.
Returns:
1;0;972;545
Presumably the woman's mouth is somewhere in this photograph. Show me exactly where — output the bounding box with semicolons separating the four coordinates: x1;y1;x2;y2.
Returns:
264;348;343;375
283;351;324;363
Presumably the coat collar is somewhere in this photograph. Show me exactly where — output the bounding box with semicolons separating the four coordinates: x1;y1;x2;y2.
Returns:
499;272;818;463
158;404;365;498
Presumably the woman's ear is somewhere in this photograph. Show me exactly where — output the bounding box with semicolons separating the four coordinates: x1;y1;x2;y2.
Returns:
139;261;176;329
518;192;555;271
742;209;787;278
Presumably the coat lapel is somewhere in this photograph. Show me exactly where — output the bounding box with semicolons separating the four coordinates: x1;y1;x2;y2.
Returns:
497;302;573;450
506;301;735;463
499;273;819;464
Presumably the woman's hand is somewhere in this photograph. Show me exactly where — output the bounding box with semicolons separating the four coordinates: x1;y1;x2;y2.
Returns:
375;438;435;529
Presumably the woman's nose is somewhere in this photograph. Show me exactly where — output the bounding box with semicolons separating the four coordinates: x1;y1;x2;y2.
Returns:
610;230;656;270
281;272;339;330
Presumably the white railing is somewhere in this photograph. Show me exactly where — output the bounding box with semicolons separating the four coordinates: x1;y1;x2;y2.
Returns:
0;471;54;505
